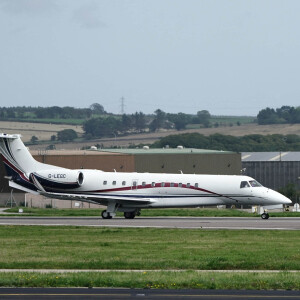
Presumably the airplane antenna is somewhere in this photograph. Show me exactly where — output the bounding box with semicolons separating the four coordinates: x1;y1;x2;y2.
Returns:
113;169;117;172
179;170;183;174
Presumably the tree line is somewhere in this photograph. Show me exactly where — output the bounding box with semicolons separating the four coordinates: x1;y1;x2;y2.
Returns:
0;103;106;120
257;106;300;125
152;133;300;152
82;109;212;138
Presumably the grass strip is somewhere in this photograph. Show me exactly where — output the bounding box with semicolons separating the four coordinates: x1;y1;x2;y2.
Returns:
0;226;300;270
4;207;300;217
0;271;299;289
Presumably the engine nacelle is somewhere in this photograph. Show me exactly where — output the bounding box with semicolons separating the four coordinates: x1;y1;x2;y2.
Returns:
29;169;84;190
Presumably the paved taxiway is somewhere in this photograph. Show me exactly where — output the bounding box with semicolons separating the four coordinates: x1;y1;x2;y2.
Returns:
0;216;299;230
0;288;300;300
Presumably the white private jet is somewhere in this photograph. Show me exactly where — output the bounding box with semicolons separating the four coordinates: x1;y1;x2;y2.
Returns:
0;133;291;219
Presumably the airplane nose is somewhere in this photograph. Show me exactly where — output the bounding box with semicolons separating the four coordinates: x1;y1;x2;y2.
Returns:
267;189;292;205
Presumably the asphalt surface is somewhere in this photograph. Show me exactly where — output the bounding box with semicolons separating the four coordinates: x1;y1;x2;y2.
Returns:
0;216;300;230
0;288;300;300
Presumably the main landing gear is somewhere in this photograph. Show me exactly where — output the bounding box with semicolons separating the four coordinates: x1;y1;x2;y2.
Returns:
261;212;269;219
101;207;140;219
124;211;136;219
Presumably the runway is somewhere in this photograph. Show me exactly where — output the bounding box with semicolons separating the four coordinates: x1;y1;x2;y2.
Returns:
0;216;299;230
0;288;300;300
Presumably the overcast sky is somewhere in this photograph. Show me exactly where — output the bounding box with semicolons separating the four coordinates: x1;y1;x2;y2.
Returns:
0;0;300;116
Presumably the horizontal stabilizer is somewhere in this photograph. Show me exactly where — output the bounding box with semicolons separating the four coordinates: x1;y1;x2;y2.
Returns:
0;133;20;139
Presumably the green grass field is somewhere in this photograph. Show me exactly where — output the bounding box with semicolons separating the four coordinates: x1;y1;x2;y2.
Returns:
186;116;256;129
4;207;300;218
1;226;300;271
210;116;256;125
1;271;300;289
0;226;300;289
2;208;300;289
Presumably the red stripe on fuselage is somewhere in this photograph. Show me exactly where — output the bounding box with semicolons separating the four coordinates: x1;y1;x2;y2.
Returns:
92;183;221;196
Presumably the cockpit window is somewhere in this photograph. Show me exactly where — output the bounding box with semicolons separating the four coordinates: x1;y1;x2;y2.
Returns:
249;180;262;187
240;181;250;188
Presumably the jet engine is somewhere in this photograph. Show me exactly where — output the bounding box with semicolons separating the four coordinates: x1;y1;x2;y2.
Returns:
29;169;84;190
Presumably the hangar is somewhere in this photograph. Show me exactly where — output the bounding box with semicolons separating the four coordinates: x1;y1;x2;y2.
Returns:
242;152;300;202
0;148;241;206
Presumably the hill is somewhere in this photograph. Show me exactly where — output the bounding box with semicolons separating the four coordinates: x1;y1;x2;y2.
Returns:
24;122;300;150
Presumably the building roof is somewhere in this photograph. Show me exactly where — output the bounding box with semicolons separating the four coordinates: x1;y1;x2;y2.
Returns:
30;150;124;156
30;148;236;156
98;148;236;155
242;152;300;162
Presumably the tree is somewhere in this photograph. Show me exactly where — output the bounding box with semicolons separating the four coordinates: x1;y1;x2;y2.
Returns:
90;103;105;115
149;109;166;132
57;129;78;142
31;136;38;144
167;113;190;130
83;117;121;138
257;106;300;125
121;114;133;132
133;112;146;131
196;110;211;127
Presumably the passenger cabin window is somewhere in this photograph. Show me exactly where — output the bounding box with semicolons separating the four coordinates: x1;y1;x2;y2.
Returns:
103;181;107;185
112;181;116;185
195;183;199;188
171;182;174;187
186;183;190;188
240;181;250;188
133;181;137;186
152;182;155;187
142;182;146;187
179;183;182;187
161;182;165;187
249;180;262;187
122;181;126;186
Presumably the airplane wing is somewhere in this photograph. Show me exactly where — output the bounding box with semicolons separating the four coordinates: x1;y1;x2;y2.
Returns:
39;190;156;205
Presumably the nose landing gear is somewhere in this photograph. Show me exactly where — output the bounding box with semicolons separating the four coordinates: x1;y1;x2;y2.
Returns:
261;212;269;219
101;210;112;219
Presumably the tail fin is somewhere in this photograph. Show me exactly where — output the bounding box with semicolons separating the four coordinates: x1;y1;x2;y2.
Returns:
0;133;41;176
0;133;65;194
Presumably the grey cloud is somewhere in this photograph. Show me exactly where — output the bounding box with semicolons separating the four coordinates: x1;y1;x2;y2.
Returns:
72;2;105;29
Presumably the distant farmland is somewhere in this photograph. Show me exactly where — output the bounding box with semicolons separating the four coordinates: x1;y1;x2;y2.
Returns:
0;121;84;142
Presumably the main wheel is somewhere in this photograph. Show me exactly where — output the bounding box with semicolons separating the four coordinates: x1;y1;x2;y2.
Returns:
124;211;136;219
101;210;112;219
261;213;269;220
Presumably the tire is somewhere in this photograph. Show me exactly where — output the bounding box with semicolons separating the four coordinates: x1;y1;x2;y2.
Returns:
101;210;112;219
261;213;268;220
124;211;136;219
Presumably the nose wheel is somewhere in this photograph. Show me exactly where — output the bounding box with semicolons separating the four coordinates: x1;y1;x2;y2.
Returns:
101;210;112;219
261;212;269;219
